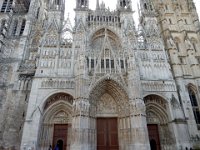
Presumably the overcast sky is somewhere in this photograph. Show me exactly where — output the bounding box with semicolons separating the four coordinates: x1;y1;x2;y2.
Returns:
65;0;200;26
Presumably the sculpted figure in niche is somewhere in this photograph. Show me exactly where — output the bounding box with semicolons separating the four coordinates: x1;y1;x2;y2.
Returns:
167;37;176;49
170;94;180;109
185;38;193;50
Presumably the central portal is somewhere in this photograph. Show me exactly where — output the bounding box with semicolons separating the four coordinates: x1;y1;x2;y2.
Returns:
97;118;119;150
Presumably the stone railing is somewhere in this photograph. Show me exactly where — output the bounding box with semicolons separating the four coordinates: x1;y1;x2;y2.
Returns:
41;79;75;89
141;80;176;92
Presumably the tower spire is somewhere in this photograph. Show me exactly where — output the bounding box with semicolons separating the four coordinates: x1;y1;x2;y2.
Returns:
96;0;100;10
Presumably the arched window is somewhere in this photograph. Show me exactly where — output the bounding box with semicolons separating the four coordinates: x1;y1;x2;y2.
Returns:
188;86;200;130
1;0;13;12
12;19;18;36
81;0;84;6
144;3;147;10
19;19;26;36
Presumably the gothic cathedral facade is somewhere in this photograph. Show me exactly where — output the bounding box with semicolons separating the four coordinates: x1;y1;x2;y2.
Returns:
0;0;200;149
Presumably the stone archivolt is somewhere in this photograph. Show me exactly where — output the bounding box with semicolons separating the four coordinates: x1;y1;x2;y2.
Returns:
43;93;73;111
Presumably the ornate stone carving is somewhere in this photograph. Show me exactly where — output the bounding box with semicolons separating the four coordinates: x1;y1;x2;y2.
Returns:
129;98;146;116
73;98;90;116
41;79;75;89
170;94;181;109
141;81;176;92
144;96;167;110
96;93;117;115
53;110;71;124
167;37;176;49
44;93;73;110
146;111;160;124
185;38;193;50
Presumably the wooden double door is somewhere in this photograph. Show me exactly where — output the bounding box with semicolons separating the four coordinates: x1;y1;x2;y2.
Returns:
53;124;68;150
97;118;119;150
147;124;161;150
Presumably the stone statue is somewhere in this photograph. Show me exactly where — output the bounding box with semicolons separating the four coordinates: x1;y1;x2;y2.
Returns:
167;37;176;49
185;38;193;50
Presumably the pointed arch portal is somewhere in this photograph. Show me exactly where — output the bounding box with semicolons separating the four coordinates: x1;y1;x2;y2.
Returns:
144;95;174;150
89;78;129;150
38;93;74;150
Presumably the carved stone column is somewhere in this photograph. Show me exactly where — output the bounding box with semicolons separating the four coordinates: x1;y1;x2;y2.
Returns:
70;98;92;150
126;52;150;149
129;98;150;150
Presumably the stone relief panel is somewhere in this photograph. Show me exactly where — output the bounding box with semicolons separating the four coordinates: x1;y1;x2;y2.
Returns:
44;93;73;110
146;111;160;124
52;110;71;124
96;93;118;116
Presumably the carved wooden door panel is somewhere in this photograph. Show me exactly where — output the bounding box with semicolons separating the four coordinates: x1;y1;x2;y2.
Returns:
53;124;68;150
147;124;161;150
97;118;119;150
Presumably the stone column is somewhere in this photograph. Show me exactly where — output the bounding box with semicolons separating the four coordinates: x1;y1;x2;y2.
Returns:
70;98;92;150
128;98;150;150
127;54;150;150
20;79;41;150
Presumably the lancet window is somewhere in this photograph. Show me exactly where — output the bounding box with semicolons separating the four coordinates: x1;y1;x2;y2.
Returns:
19;19;26;36
188;86;200;130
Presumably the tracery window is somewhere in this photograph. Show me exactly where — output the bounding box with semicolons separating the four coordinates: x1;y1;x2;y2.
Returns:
1;0;13;12
188;86;200;130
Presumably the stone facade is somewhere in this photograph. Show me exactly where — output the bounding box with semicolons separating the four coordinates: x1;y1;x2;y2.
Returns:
0;0;200;149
